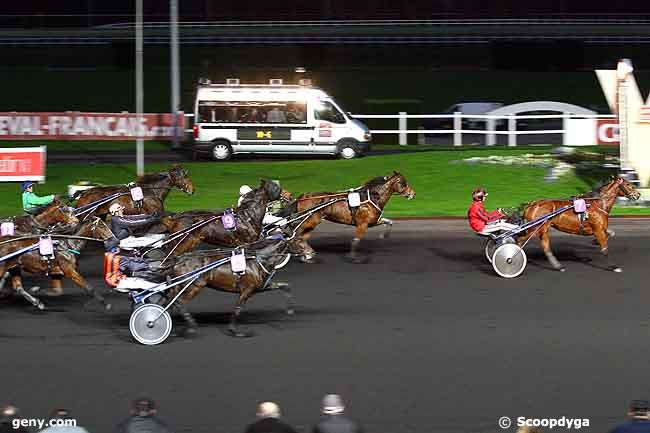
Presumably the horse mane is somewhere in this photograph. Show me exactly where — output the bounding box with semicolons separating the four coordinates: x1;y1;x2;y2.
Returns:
136;171;168;184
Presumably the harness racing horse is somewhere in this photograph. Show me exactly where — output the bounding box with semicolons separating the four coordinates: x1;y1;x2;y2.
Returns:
165;237;293;338
288;171;416;263
73;164;195;218
0;218;113;310
520;176;640;272
8;200;79;235
158;179;284;256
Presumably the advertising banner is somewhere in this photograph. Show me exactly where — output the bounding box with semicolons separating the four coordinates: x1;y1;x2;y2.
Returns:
0;146;46;181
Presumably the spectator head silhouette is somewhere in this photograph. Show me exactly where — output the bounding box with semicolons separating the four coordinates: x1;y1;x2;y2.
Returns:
321;394;345;415
131;397;157;417
628;400;649;419
256;402;281;419
50;408;72;420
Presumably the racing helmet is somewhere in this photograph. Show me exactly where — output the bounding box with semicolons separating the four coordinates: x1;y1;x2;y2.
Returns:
472;187;488;201
109;203;125;215
239;185;253;197
21;181;34;191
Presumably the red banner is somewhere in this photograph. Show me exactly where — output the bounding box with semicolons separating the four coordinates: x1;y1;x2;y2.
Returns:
0;112;185;140
0;147;46;181
596;119;619;145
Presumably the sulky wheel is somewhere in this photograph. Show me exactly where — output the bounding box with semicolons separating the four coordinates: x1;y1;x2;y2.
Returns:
129;304;172;345
484;236;516;263
492;243;527;278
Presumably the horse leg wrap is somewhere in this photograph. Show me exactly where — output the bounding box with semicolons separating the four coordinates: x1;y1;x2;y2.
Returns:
380;218;393;239
351;237;361;257
16;286;45;310
0;272;10;292
181;310;198;329
544;251;563;270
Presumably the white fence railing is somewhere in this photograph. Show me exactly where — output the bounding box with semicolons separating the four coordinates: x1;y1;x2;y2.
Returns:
184;112;618;147
352;112;617;146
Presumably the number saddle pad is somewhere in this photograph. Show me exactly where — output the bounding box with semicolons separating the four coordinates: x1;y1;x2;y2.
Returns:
39;236;54;256
1;222;15;236
347;192;361;207
130;186;144;201
573;199;587;213
230;250;246;273
222;210;237;231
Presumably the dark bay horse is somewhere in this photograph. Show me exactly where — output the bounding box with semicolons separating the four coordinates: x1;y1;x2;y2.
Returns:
521;176;640;272
165;237;293;338
7;200;79;234
157;179;283;256
0;218;114;310
73;164;195;218
287;171;416;263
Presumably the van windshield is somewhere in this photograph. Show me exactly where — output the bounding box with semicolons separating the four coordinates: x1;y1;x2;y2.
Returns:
314;100;346;124
197;101;307;124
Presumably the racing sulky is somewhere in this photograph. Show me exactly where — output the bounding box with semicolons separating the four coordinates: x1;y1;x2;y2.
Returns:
73;164;195;219
520;176;640;272
284;171;415;263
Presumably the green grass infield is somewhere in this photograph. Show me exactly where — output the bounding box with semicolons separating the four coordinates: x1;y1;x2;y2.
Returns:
2;149;647;217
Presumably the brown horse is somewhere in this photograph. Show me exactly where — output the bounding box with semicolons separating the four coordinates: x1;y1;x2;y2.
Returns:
287;171;416;263
0;218;114;310
157;179;285;256
7;199;79;235
164;237;293;338
73;164;195;218
521;176;640;272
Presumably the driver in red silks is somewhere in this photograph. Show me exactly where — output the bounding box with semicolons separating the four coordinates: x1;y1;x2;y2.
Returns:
468;187;518;234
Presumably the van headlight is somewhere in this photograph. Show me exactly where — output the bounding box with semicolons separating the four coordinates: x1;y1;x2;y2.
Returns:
363;132;372;141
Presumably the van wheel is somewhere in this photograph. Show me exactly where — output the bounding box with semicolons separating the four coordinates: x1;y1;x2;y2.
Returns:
211;142;232;161
338;142;358;160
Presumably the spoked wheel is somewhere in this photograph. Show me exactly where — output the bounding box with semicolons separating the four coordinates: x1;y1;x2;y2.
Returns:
274;253;291;270
492;243;527;278
129;304;172;345
485;236;516;263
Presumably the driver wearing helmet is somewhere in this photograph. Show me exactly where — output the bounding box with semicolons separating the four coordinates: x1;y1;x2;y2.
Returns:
21;181;56;214
468;187;518;234
108;203;164;249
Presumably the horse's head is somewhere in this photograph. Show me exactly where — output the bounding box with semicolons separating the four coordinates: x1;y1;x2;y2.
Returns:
77;217;114;241
260;178;282;202
389;171;416;200
612;175;641;200
169;164;195;195
41;199;79;227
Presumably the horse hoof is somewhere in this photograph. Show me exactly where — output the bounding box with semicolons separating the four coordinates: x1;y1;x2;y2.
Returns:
36;303;46;311
103;303;113;311
29;286;41;294
611;266;623;273
226;326;254;338
185;327;198;337
344;254;368;264
301;256;317;264
558;267;566;272
286;308;295;316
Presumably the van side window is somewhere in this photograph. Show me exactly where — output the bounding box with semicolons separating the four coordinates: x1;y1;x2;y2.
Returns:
197;101;307;124
315;101;346;124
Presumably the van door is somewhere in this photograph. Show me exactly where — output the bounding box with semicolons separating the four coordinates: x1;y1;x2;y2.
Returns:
313;100;347;153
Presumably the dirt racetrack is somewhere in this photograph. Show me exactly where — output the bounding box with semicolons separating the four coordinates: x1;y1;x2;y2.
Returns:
1;220;649;433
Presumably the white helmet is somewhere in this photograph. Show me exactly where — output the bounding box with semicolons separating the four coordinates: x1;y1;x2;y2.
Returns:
109;203;125;215
239;185;253;197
